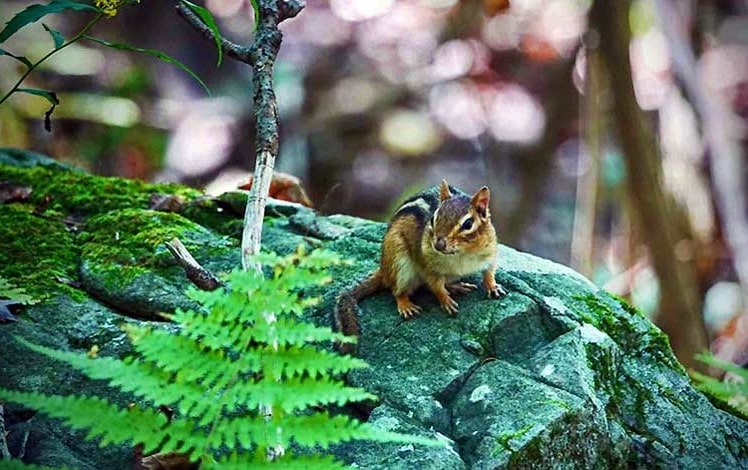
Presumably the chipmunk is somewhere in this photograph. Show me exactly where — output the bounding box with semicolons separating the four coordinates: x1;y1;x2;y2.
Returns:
334;180;506;353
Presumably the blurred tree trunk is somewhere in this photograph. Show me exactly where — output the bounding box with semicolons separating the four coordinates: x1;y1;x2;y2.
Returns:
503;60;576;245
571;46;604;277
590;0;708;372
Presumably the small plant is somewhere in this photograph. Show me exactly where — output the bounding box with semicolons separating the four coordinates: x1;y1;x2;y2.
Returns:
0;248;437;468
0;0;216;129
693;353;748;419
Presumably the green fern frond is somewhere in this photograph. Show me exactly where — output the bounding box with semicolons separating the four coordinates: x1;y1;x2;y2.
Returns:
1;248;439;467
259;345;368;380
15;338;215;416
0;390;170;453
693;353;748;418
221;376;376;414
125;326;249;388
235;317;354;347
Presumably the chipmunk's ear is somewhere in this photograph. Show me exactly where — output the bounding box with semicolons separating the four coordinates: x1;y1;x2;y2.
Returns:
439;179;452;201
472;186;490;217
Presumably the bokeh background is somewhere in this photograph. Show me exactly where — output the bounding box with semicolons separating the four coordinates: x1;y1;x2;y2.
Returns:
2;0;748;373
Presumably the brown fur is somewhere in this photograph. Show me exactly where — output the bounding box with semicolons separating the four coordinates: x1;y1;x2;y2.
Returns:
334;180;506;354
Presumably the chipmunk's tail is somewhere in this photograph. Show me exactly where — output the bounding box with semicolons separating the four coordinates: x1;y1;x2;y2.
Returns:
334;270;384;354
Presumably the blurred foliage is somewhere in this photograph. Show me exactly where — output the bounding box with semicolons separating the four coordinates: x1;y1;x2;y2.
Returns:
693;353;748;419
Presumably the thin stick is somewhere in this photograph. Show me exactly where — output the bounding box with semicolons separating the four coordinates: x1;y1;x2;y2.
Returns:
240;0;303;271
165;238;221;291
174;0;303;271
0;404;11;460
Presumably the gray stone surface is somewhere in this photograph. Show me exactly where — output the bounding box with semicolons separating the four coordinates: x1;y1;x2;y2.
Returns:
1;149;747;469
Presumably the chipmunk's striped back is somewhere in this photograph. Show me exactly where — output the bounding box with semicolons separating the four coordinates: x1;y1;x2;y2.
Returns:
392;184;464;230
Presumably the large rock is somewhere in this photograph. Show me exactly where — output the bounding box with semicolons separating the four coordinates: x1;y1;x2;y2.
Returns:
1;149;746;469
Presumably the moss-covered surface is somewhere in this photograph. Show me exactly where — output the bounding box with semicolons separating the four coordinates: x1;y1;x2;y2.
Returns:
1;148;748;469
0;206;82;301
80;208;232;285
0;147;200;217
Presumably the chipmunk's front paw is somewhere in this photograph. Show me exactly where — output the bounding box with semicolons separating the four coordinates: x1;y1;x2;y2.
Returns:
440;295;459;315
486;282;507;299
396;295;422;319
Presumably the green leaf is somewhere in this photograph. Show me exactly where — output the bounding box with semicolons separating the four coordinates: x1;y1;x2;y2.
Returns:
0;0;99;43
0;48;33;68
83;35;211;97
43;22;64;49
181;0;223;67
0;389;173;452
249;0;260;30
16;88;59;131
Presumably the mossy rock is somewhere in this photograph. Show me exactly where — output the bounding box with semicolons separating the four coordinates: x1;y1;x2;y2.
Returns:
1;148;747;469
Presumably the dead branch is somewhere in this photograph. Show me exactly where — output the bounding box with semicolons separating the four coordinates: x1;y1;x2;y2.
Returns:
0;404;11;460
165;238;221;291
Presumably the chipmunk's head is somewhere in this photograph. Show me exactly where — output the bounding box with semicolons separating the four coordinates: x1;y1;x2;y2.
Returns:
428;179;492;255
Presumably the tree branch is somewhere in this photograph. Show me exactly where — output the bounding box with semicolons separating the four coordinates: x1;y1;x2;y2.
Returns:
240;0;303;271
175;2;254;64
176;0;304;271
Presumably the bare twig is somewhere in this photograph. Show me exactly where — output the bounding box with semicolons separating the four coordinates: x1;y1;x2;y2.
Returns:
165;238;221;291
0;404;11;460
175;0;303;271
654;0;748;314
240;0;304;271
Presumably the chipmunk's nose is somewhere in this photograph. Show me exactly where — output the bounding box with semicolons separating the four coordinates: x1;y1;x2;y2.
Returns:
435;237;447;252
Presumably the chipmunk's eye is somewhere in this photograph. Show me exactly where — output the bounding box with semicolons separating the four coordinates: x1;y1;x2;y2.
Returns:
460;217;474;231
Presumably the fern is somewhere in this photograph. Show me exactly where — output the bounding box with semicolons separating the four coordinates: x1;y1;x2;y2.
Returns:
693;352;748;419
0;275;38;305
0;248;440;467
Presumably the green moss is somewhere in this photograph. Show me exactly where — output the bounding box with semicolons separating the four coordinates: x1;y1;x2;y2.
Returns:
0;207;83;301
181;198;245;237
573;293;681;373
0;163;201;217
80;209;231;288
495;423;533;453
